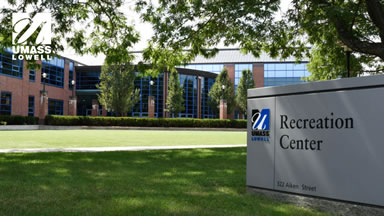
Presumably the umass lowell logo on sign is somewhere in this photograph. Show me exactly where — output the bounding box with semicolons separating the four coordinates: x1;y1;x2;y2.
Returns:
251;109;270;142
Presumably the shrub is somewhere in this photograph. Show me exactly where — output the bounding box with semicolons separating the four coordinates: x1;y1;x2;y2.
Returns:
0;121;6;126
45;115;247;128
0;115;39;125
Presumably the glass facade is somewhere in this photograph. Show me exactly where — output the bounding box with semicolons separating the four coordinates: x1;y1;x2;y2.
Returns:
264;63;310;87
235;64;252;90
42;57;65;88
182;64;224;74
69;62;74;89
0;92;12;115
201;77;217;119
0;51;23;78
76;70;100;89
28;96;34;116
177;74;197;118
48;99;64;115
129;74;164;118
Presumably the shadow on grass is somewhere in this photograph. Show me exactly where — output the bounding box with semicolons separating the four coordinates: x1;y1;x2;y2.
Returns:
0;148;327;216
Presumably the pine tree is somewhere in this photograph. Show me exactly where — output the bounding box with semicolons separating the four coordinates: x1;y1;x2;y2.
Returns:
208;67;235;114
235;69;254;116
97;62;140;116
166;70;184;116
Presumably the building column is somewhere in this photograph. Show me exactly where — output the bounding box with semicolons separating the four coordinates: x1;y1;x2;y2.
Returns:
197;76;202;119
68;96;77;116
39;90;48;124
253;63;264;88
91;99;99;116
163;72;169;118
224;64;235;119
148;95;155;118
219;99;227;120
101;105;107;116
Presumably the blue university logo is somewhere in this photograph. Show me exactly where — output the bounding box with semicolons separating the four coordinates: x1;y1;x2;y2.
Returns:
251;109;270;142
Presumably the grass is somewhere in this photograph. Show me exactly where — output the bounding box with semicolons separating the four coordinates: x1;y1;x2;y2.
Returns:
0;148;328;216
0;130;246;149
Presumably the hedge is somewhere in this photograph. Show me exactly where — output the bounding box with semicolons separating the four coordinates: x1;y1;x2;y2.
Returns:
45;115;247;128
0;115;39;125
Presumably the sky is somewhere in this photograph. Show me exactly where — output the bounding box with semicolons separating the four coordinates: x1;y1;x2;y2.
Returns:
1;0;292;65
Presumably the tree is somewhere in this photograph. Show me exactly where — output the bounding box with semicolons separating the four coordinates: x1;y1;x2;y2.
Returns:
0;0;139;65
235;69;254;116
166;70;184;116
136;0;384;78
97;62;140;116
208;67;235;114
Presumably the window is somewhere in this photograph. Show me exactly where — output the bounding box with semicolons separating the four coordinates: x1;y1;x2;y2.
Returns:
0;92;12;115
48;99;63;115
69;61;74;89
42;57;65;88
29;69;35;81
264;63;310;87
0;51;23;78
28;96;34;116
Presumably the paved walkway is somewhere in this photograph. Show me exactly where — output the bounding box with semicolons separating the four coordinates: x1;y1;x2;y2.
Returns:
0;144;246;153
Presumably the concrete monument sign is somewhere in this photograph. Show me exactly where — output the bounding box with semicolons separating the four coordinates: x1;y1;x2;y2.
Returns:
247;75;384;207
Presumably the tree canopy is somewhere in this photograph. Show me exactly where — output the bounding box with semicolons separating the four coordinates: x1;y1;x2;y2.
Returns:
136;0;384;78
97;61;140;116
235;69;254;115
0;0;138;65
166;70;184;116
208;67;235;114
1;0;383;79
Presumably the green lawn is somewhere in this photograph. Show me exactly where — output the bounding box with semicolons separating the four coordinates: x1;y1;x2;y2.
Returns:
0;148;328;216
0;130;245;149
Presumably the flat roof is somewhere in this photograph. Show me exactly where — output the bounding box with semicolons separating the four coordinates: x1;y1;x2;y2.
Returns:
131;48;309;65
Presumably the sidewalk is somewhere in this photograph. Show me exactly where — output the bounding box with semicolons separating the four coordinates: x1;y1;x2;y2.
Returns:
0;144;246;153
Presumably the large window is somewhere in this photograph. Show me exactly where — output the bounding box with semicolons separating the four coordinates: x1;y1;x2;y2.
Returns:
42;57;65;88
69;61;74;89
201;77;217;119
76;71;100;89
0;92;12;115
48;99;64;115
235;64;252;90
177;74;197;118
264;63;310;87
130;74;164;118
0;51;23;78
28;96;34;116
182;64;224;74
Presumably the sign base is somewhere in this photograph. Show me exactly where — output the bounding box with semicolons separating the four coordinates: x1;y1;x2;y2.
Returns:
247;187;384;216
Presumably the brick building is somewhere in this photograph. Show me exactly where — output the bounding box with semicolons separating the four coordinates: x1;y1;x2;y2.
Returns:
0;48;310;120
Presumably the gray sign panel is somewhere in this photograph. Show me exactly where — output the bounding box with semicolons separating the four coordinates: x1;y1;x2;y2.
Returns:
247;81;384;207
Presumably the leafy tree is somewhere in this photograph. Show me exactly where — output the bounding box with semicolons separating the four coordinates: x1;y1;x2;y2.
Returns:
208;67;235;114
97;62;140;116
136;0;384;78
0;0;139;65
235;69;254;116
166;70;184;116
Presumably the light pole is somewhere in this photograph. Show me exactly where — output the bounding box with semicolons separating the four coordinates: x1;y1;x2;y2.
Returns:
221;84;226;99
42;72;47;92
149;80;154;97
71;80;76;97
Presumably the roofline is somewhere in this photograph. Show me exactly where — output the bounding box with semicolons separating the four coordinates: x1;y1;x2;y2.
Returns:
75;65;218;78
